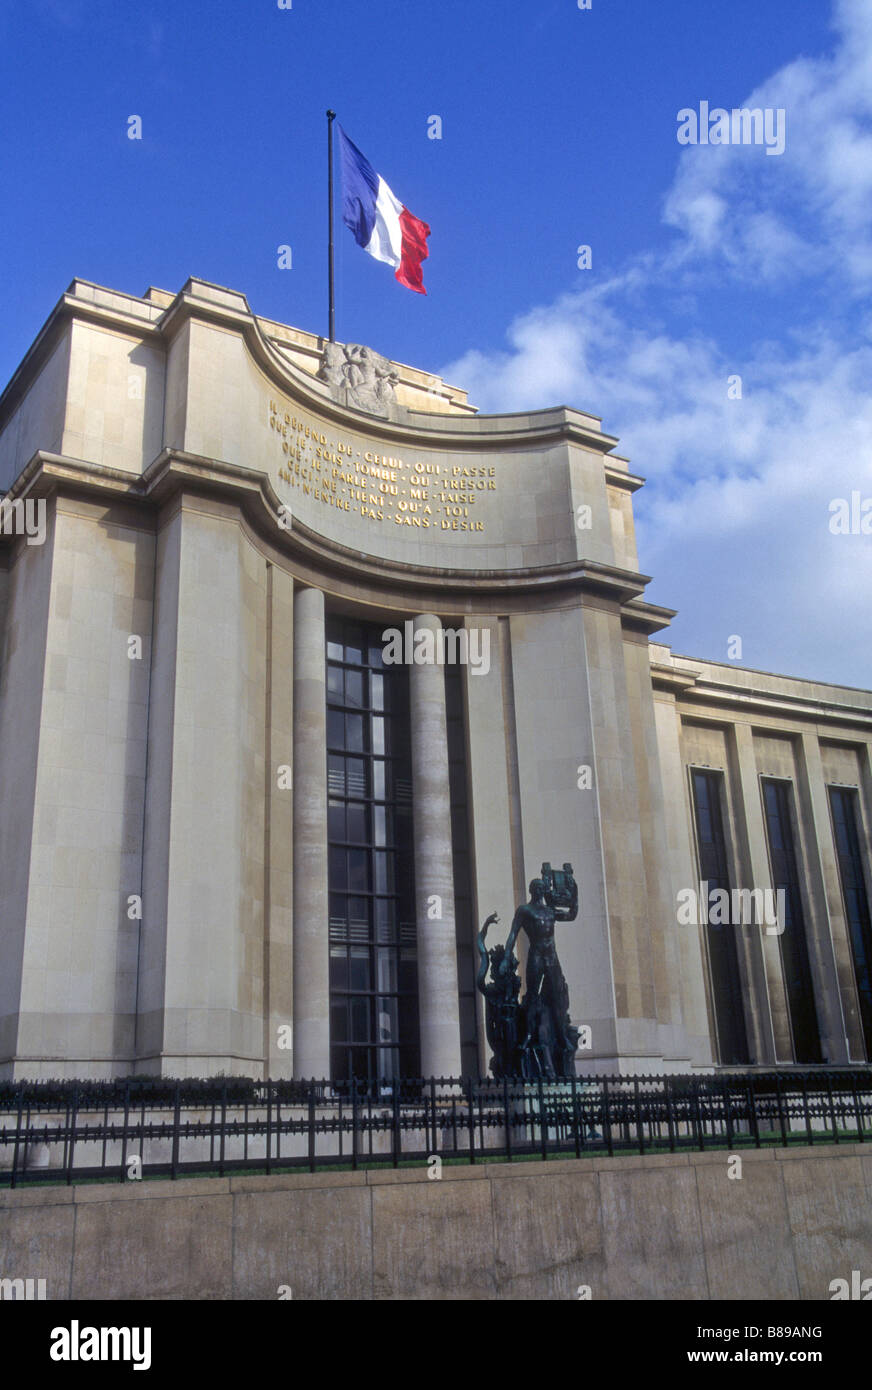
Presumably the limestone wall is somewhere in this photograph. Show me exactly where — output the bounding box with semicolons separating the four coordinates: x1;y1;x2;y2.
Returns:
0;334;69;492
2;1146;870;1300
650;645;872;1070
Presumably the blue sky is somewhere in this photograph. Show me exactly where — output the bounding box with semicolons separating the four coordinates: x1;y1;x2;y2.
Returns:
1;0;869;686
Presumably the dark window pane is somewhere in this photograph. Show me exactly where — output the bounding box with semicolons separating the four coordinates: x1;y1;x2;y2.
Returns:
328;845;346;890
345;669;364;708
329;950;348;991
328;800;345;840
348;849;369;892
349;946;370;991
398;956;417;994
396;849;414;901
398;993;420;1043
350;996;370;1040
764;782;785;851
830;786;872;1059
350;1048;370;1081
345;713;364;752
347;896;369;929
346;802;367;843
331;1047;350;1083
392;722;411;761
762;778;822;1063
395;805;413;851
327;665;343;696
331;1001;348;1043
327;709;344;749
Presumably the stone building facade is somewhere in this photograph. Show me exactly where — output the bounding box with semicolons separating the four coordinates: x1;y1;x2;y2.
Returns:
0;277;870;1080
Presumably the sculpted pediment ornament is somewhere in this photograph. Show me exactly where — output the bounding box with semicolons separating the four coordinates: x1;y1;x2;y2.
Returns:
317;341;399;418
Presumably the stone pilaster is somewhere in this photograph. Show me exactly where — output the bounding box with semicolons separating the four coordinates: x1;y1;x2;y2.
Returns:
138;498;268;1078
409;614;462;1077
292;586;330;1078
265;566;295;1078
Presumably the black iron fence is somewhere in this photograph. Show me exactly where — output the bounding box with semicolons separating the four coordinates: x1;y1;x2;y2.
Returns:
1;1070;871;1187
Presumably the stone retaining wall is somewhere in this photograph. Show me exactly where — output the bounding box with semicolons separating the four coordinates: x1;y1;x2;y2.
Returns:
2;1144;871;1300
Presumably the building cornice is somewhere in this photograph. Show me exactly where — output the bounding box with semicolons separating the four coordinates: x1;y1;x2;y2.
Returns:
144;449;652;604
622;601;678;638
160;285;626;455
651;652;872;730
650;660;704;694
677;678;872;732
0;277;636;470
3;449;659;619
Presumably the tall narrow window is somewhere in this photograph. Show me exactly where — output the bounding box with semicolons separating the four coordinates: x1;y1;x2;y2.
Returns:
829;786;872;1059
445;661;479;1076
690;769;750;1064
761;778;822;1063
326;616;419;1085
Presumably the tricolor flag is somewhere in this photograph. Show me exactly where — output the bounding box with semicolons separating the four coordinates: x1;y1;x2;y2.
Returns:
337;125;431;295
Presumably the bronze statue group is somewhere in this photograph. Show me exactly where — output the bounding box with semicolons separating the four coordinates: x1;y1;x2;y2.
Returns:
476;862;581;1081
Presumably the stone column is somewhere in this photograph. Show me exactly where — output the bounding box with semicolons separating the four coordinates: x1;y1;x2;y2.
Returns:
795;733;853;1062
650;683;714;1066
731;723;789;1064
292;587;330;1078
463;617;521;1078
265;567;295;1079
410;614;462;1077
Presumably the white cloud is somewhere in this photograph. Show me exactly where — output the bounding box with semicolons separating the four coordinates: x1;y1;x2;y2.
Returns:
440;0;872;688
665;0;872;287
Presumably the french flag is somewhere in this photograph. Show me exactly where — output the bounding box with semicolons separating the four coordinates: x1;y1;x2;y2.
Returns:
337;125;431;295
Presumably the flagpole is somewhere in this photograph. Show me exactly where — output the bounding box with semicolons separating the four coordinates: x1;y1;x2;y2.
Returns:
327;109;336;342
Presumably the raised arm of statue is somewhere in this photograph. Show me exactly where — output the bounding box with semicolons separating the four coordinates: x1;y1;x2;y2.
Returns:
476;912;500;987
554;880;579;922
500;906;526;969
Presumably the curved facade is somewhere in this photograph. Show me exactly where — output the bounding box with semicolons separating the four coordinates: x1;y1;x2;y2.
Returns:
1;276;870;1080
